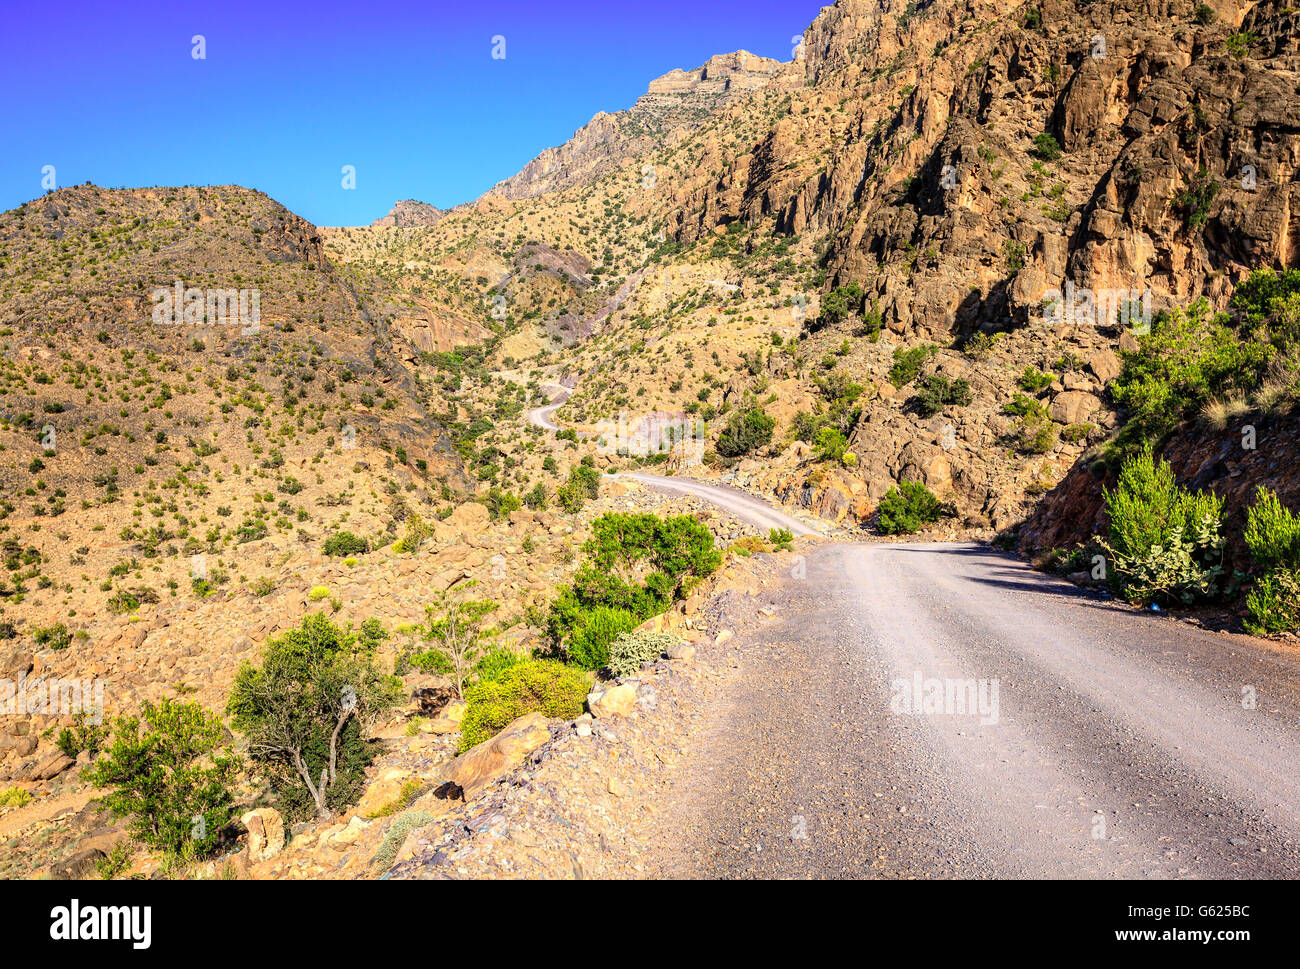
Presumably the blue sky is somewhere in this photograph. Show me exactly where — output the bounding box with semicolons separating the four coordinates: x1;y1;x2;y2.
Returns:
0;0;826;226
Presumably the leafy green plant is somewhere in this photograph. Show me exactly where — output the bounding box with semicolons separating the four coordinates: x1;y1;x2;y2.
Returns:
322;530;369;557
227;613;402;821
608;630;681;678
0;786;32;809
458;659;589;751
911;374;972;416
412;590;500;697
1032;132;1062;161
1017;366;1054;394
1245;569;1300;635
83;698;239;859
1098;452;1226;604
878;482;943;534
716;406;774;457
566;606;639;671
889;345;937;388
1243;487;1300;572
769;527;795;551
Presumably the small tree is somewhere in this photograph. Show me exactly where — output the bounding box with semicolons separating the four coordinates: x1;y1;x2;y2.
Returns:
227;613;401;821
83;698;239;860
415;588;501;699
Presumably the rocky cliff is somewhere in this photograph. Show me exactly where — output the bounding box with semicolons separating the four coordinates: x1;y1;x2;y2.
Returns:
486;50;786;201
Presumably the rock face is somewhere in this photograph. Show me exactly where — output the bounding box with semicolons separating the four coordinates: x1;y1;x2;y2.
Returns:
370;199;445;228
441;712;552;801
487;50;785;201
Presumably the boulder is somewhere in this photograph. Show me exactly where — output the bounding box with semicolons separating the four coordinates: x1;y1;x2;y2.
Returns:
1049;391;1101;425
240;807;286;864
588;683;638;718
426;699;467;735
442;712;551;801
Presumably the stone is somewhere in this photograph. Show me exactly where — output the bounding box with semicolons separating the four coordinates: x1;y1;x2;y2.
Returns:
587;683;638;718
23;751;74;781
1049;391;1101;425
665;641;696;663
50;847;106;880
241;807;286;864
426;699;467;735
1086;348;1122;384
442;712;551;801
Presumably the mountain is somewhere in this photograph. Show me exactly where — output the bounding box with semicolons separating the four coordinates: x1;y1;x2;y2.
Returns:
370;199;446;228
486;50;788;201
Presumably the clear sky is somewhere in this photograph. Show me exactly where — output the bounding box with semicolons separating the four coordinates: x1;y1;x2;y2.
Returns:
0;0;827;226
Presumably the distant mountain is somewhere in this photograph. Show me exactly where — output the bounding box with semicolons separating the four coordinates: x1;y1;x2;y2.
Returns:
485;50;788;201
371;199;446;228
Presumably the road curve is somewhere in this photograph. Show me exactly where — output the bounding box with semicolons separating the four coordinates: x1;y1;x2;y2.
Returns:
654;541;1300;878
526;382;572;432
617;471;822;537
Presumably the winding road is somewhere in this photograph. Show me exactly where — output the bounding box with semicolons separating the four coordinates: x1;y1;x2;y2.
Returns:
526;375;1300;878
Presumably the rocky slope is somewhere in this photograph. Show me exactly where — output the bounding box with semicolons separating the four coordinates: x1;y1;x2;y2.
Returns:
487;51;787;201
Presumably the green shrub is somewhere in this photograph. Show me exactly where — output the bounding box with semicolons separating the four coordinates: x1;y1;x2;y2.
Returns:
227;613;402;821
814;426;847;461
888;345;937;388
911;374;972;416
322;531;369;557
0;786;32;809
1099;452;1225;604
485;488;521;521
32;622;71;650
308;585;330;601
567;606;640;671
1245;570;1300;635
1108;298;1276;455
813;282;863;331
716;406;774;457
56;717;107;760
878;482;943;534
1017;367;1054;393
458;659;589;751
769;527;795;551
1032;132;1062;161
1194;3;1215;25
1014;413;1058;454
82;698;239;859
608;630;681;678
1243;487;1300;572
372;810;435;872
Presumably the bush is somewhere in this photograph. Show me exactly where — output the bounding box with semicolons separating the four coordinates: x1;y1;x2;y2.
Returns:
545;512;720;659
1245;569;1300;635
608;630;681;678
566;605;639;671
227;613;402;821
1032;132;1062;160
372;809;435;872
911;374;972;416
485;488;521;521
411;590;499;698
888;345;937;388
716;407;774;457
814;426;847;461
0;786;32;809
1017;367;1054;393
813;282;863;331
322;531;369;557
32;622;71;650
1099;452;1225;604
308;585;331;601
1243;487;1300;572
769;528;795;551
82;698;239;859
458;659;590;751
878;482;942;535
